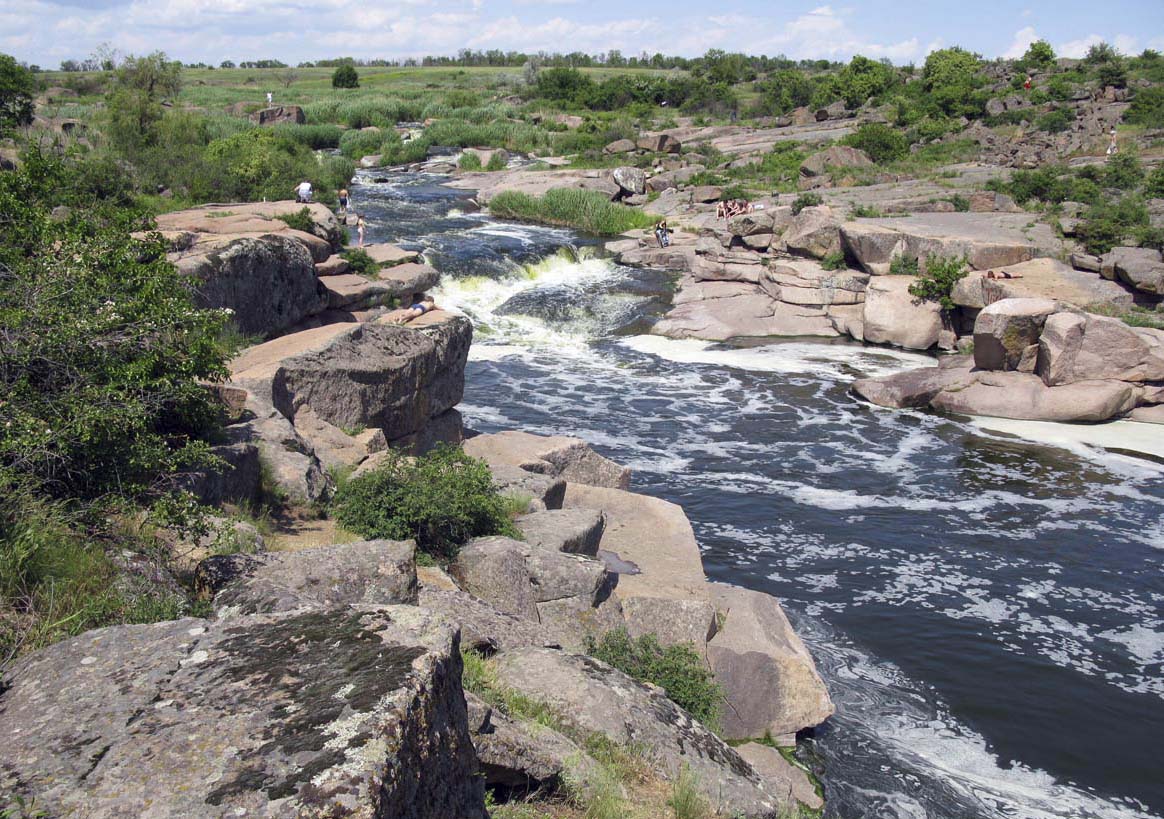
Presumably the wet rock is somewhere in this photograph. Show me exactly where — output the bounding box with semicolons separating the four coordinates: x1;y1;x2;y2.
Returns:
707;583;834;742
929;370;1138;422
852;366;974;409
202;540;418;615
0;606;485;819
492;648;783;818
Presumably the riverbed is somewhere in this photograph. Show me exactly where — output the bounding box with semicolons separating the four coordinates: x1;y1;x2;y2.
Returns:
352;170;1164;819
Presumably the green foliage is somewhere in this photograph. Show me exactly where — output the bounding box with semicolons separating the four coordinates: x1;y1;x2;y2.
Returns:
329;444;519;560
827;55;897;108
841;122;908;163
0;151;228;504
1035;107;1073;133
753;69;815;115
719;184;750;201
1145;165;1164;198
275;206;315;233
820;250;846;270
488;188;654;236
908;254;968;311
340;248;378;277
791;192;823;215
1125;86;1164;128
485;151;508;171
851;204;882;218
1076;196;1149;255
457;150;483;171
331;64;360;89
203;128;329;202
947;194;970;212
888;253;919;276
586;627;722;726
1046;75;1075;102
1104;151;1144;190
1022;40;1056;70
103;52;184;154
1096;60;1128;89
269;123;343;149
1085;42;1120;65
989;166;1101;206
339;128;386;159
921;47;984;117
0;53;35;134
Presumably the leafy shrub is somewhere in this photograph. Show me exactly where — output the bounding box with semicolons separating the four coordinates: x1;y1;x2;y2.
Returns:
791;192;823;215
909;254;968;311
339;128;385;160
1047;76;1075;102
276;206;315;233
1126;86;1164;128
340;248;378;277
1036;107;1072;133
821;250;847;270
842;122;908;163
1096;60;1128;89
332;64;359;89
1085;42;1120;65
947;194;970;212
1076;196;1149;255
321;154;355;192
586;628;722;726
888;253;919;276
1022;40;1056;70
1145;165;1164;198
1104;151;1144;190
488;188;654;236
458;151;483;171
851;204;882;218
485;151;508;171
202;129;329;202
0;53;36;134
329;444;518;560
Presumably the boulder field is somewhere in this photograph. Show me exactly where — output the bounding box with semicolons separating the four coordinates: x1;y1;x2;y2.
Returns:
0;434;832;818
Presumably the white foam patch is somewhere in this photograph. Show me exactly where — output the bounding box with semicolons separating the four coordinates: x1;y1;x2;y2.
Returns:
970;417;1164;469
619;335;936;380
467;344;527;361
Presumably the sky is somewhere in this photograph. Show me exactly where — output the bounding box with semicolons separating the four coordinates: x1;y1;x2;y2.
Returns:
2;0;1163;69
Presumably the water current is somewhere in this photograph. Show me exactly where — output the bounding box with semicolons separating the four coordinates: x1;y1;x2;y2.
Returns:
351;170;1164;819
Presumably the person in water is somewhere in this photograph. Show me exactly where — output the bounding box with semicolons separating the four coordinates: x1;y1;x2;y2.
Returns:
338;188;349;214
654;219;671;248
355;214;366;247
386;296;436;324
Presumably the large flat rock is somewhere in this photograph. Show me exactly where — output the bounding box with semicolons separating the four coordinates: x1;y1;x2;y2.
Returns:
156;201;342;249
654;286;839;341
229;318;471;441
930;369;1138;422
0;606;484;818
463;431;630;490
952;258;1134;311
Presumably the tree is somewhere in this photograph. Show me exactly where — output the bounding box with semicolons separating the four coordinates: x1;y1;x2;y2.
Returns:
1085;42;1119;65
332;64;359;88
220;60;235;69
273;68;299;88
0;53;35;134
1022;40;1055;69
922;47;984;117
104;52;182;154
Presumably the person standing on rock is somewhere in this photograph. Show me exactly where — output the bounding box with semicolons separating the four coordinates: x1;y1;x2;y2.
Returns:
1106;127;1119;156
338;188;349;215
654;219;671;248
266;91;273;105
356;215;366;247
295;180;312;203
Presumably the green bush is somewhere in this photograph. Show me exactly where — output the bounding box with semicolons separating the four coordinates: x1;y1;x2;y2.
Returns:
269;123;343;149
1126;86;1164;127
791;192;823;215
339;128;386;160
340;248;378;277
947;194;970;212
488;188;654;236
329;444;518;560
587;628;722;727
1022;40;1056;70
909;254;968;311
1145;165;1164;198
842;122;908;163
1105;151;1144;190
332;64;359;89
1096;60;1128;89
202;128;329;202
276;206;315;233
458;151;483;171
485;151;508;171
1076;196;1149;255
889;253;919;276
821;250;847;270
1035;107;1073;133
0;53;36;134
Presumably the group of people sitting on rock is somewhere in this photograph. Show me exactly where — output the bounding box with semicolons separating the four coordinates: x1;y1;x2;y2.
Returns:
716;199;754;219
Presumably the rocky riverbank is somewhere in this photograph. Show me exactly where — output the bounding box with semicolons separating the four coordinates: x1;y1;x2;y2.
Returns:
0;202;834;818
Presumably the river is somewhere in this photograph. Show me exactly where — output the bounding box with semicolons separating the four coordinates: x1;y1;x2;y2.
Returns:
351;170;1164;819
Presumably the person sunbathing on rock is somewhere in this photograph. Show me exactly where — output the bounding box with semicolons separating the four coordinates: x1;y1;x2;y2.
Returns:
385;297;436;324
985;270;1023;279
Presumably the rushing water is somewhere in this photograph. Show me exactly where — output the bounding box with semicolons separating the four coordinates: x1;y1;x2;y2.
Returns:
352;171;1164;819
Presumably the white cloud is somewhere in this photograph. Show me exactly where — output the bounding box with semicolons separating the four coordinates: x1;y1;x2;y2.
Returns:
1057;33;1102;59
1003;26;1038;60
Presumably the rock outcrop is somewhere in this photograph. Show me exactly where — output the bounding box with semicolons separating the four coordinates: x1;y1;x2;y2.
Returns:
0;606;485;818
463;431;631;491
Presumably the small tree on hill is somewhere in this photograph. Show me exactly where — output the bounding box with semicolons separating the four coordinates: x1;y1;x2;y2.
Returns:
1022;40;1055;70
332;64;359;89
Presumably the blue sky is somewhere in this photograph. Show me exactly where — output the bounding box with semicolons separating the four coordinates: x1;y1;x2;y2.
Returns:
3;0;1163;69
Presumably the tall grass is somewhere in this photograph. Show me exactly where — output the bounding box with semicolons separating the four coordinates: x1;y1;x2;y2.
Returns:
270;123;344;149
488;188;655;236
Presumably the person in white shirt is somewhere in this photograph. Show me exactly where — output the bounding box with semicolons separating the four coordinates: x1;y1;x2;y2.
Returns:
266;91;273;105
295;181;312;203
